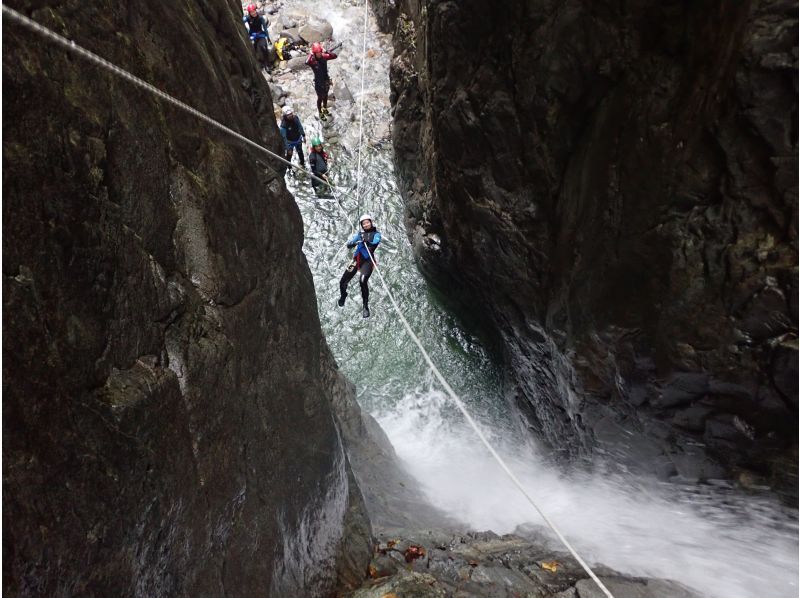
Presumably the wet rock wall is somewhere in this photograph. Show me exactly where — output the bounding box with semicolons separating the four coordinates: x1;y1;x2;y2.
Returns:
3;0;371;594
377;0;798;491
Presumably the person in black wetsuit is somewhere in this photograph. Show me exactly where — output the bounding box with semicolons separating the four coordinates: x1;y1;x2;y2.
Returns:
279;106;306;169
305;42;337;121
243;3;272;72
338;214;381;318
308;137;332;197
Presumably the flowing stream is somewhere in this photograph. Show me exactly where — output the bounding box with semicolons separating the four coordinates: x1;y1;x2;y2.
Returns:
274;1;799;596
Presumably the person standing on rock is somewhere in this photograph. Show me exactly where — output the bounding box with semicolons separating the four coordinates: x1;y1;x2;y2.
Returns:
305;42;337;121
279;106;306;169
243;3;272;72
338;214;381;319
308;137;332;197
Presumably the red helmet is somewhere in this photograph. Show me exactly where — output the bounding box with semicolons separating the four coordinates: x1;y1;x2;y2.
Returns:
311;42;323;54
246;4;257;13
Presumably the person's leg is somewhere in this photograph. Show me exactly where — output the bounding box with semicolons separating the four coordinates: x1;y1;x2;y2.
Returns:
359;262;373;317
285;145;294;164
256;39;268;70
297;144;305;167
320;80;330;112
338;259;358;306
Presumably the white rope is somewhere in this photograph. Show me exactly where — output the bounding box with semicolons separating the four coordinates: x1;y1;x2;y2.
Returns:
352;0;371;222
6;5;614;595
0;4;334;191
344;3;614;596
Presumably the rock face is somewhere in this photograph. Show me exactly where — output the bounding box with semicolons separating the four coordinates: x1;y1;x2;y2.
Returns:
346;530;702;597
3;0;371;594
380;0;798;492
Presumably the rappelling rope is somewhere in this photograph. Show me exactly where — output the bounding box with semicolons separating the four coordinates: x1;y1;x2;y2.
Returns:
351;0;371;223
345;3;614;597
0;5;340;196
5;5;614;595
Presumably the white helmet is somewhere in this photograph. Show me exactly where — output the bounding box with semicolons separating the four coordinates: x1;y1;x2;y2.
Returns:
359;213;374;224
282;105;293;115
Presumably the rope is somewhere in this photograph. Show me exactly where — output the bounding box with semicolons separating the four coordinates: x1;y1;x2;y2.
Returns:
343;2;614;596
5;5;614;596
352;0;371;223
0;4;333;191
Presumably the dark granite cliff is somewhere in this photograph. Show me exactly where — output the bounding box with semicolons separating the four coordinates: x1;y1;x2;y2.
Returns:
378;0;798;492
3;0;372;594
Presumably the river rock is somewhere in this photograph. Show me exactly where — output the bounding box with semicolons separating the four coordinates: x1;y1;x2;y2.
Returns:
280;27;302;44
656;373;710;408
299;17;334;43
279;15;297;29
286;53;309;71
333;79;355;103
269;82;286;99
347;530;704;597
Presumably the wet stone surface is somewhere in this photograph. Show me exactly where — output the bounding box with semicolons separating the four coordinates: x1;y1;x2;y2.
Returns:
346;529;703;597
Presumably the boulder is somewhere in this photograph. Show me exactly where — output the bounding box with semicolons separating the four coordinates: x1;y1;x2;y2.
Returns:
280;27;302;44
286;54;309;71
299;17;334;43
656;373;710;408
333;79;354;103
279;15;297;29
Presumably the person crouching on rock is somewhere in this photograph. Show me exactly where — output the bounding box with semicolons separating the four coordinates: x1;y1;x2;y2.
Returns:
305;42;337;121
279;106;306;170
243;3;272;72
338;214;381;319
309;137;332;197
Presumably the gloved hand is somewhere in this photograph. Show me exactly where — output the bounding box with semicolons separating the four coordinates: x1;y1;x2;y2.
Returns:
346;240;357;248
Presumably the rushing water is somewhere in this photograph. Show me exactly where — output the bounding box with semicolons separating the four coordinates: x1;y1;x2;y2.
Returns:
275;1;799;596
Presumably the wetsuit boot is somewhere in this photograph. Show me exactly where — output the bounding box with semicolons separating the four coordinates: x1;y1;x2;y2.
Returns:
337;291;347;307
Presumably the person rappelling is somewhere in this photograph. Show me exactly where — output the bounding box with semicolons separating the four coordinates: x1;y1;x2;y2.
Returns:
243;3;273;72
279;106;306;170
338;214;381;319
308;137;332;197
305;42;337;121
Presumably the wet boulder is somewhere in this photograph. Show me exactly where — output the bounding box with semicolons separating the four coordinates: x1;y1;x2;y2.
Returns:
333;79;354;103
279;15;297;29
286;54;309;71
656;373;710;408
299;17;334;43
280;27;302;44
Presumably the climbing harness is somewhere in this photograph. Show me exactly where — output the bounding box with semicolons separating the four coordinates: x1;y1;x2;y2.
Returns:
4;5;615;596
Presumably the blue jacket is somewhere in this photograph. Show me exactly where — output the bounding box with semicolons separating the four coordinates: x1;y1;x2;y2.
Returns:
347;229;381;263
243;14;270;40
279;115;304;144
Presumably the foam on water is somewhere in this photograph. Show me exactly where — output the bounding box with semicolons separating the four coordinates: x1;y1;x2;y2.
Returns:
375;385;798;598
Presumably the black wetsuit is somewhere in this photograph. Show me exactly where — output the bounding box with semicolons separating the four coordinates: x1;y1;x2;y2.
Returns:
309;147;330;195
305;52;338;111
339;228;380;311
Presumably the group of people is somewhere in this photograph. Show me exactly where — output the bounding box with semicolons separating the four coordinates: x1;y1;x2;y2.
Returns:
245;3;379;319
242;3;337;121
278;107;332;197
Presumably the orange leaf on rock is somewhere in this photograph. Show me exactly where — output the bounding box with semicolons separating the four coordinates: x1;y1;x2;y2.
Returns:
540;560;560;573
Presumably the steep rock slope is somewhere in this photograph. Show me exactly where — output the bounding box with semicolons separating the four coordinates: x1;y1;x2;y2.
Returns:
379;0;797;490
3;0;370;594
